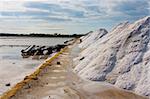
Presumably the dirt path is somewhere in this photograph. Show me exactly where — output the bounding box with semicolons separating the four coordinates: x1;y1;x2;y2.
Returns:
9;45;80;99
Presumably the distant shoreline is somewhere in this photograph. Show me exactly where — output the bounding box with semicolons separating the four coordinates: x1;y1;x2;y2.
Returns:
0;33;85;38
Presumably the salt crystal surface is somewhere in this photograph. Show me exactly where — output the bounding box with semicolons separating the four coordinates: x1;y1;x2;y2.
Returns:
74;16;150;97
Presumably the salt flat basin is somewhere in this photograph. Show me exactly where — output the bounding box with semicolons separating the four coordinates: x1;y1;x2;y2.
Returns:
0;57;43;95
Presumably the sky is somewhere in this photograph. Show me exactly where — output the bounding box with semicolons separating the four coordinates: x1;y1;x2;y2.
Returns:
0;0;150;34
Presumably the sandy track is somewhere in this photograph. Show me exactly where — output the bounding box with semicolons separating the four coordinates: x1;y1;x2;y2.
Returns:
9;47;82;99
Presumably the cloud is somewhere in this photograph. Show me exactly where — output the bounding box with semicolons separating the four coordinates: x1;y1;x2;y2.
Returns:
0;11;49;17
24;2;61;12
114;0;149;17
24;1;86;19
32;16;72;22
0;0;26;11
0;0;149;34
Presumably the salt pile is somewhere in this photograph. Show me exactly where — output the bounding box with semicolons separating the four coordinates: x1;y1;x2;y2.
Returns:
74;16;150;97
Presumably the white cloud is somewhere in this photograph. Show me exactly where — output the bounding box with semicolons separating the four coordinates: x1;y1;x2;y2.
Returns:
0;1;26;11
0;0;149;34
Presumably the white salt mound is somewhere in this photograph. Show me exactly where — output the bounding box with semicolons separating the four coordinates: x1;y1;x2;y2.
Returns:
74;16;150;97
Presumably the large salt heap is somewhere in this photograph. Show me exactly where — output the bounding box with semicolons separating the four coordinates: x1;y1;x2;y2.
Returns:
79;29;108;49
74;16;150;97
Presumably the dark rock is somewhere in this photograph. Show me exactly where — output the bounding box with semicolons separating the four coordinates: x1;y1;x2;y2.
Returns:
24;76;29;80
32;77;38;80
34;46;45;55
57;61;61;65
21;44;67;58
45;46;53;55
80;39;82;43
64;40;69;44
80;57;85;60
5;83;11;86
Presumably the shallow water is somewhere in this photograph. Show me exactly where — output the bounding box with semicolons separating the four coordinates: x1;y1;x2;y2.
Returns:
0;36;72;95
0;36;72;46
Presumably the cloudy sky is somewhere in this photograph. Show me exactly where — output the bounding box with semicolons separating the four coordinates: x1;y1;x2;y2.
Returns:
0;0;150;34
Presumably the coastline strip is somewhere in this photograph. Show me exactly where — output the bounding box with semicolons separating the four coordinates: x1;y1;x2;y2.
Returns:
0;47;67;99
